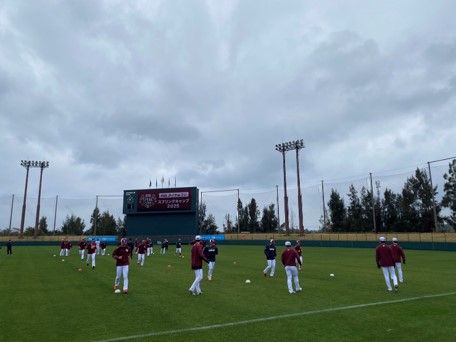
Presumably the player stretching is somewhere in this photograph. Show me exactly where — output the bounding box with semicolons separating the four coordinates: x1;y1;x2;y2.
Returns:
188;235;208;295
204;239;218;281
86;241;97;269
294;240;303;270
79;238;86;261
282;241;302;294
376;237;398;292
391;237;406;283
263;239;277;277
113;238;131;294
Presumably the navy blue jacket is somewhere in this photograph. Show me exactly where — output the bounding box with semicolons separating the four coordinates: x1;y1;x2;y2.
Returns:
264;244;276;260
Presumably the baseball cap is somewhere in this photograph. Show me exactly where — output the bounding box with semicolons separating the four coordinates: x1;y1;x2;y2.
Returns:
392;237;398;242
285;241;291;246
195;235;201;241
379;236;386;242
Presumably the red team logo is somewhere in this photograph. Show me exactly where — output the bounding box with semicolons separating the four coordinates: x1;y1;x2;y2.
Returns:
138;193;157;209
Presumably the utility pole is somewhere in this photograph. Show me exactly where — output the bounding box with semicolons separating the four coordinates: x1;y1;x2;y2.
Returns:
34;161;49;238
53;195;59;235
321;180;327;229
369;173;377;233
9;194;14;230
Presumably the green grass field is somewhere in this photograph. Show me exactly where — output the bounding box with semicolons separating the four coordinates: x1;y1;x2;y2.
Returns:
0;245;455;341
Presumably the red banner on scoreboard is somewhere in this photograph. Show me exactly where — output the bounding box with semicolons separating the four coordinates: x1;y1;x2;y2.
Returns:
137;188;192;212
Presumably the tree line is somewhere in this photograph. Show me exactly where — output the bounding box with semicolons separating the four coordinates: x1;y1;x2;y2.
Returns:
327;161;456;232
0;207;124;236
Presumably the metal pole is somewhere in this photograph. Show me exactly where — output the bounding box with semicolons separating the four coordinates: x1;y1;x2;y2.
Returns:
94;195;99;236
296;147;304;235
20;164;30;238
321;180;327;229
369;173;377;233
282;150;290;234
53;195;58;235
34;165;45;238
427;162;438;232
276;185;280;229
237;189;240;235
9;194;14;230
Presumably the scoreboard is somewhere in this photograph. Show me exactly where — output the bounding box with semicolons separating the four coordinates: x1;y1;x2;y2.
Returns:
123;187;199;237
123;187;198;214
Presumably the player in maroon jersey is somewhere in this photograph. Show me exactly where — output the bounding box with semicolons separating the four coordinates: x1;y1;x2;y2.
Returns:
137;240;147;266
282;241;302;294
375;237;398;292
188;235;208;295
112;238;131;294
86;241;97;269
79;238;86;261
294;240;303;270
391;237;406;283
59;238;66;257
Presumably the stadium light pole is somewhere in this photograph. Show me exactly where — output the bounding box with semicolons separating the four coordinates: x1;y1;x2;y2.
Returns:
275;143;290;234
19;161;32;238
34;161;50;238
294;139;305;235
427;156;456;232
276;185;280;229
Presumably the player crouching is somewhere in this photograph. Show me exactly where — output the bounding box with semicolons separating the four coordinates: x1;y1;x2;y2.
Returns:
113;238;131;294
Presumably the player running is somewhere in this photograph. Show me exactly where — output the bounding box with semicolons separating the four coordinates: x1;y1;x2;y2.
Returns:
86;241;97;269
137;239;147;266
78;238;86;261
176;239;183;257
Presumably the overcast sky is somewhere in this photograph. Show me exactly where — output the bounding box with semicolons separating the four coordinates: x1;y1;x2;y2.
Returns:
1;1;456;231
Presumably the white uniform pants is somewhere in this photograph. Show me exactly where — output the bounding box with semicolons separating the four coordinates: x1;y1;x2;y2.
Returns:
96;246;101;255
60;248;65;256
208;261;215;279
189;269;203;294
176;248;182;255
285;266;302;293
79;249;85;260
102;248;106;256
381;266;398;291
115;265;129;291
137;253;145;266
86;253;96;267
161;247;166;254
147;247;151;256
65;248;69;256
263;259;276;276
395;262;404;283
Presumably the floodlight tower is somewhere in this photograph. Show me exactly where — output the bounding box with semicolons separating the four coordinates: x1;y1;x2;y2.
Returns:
275;142;291;235
34;161;50;238
294;139;305;235
19;160;32;238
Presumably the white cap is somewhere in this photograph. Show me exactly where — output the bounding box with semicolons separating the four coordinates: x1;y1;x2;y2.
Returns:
379;236;386;242
285;241;291;246
392;237;398;242
195;235;201;241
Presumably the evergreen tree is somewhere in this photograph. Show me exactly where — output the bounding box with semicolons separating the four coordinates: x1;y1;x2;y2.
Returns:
327;189;346;232
96;211;117;235
260;204;279;232
223;213;234;233
198;202;207;232
61;215;85;235
90;207;101;233
202;214;218;234
441;159;456;229
39;216;49;235
237;199;249;231
346;185;363;231
247;198;260;232
381;189;401;232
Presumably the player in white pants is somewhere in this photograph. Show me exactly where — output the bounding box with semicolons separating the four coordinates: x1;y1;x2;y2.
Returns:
113;238;130;294
86;241;96;269
391;237;406;283
95;239;101;255
263;240;277;277
376;237;398;291
203;240;218;280
282;241;302;294
189;235;208;295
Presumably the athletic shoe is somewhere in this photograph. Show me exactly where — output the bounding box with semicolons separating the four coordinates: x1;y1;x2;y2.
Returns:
296;288;302;292
289;291;296;294
263;273;267;277
123;290;128;294
394;285;399;291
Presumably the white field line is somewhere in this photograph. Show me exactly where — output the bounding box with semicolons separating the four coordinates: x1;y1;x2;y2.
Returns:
93;291;456;342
